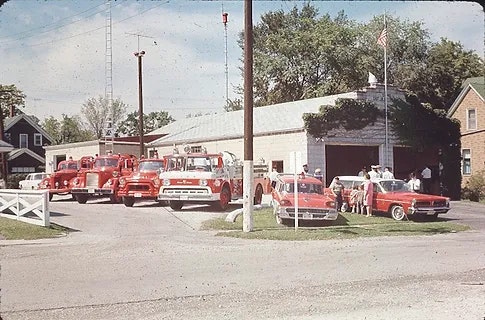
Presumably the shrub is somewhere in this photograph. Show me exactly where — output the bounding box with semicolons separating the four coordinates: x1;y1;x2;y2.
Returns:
462;170;485;202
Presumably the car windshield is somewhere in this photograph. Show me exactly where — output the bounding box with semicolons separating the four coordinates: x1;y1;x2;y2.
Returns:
94;158;118;168
284;182;323;194
380;180;411;192
138;161;164;172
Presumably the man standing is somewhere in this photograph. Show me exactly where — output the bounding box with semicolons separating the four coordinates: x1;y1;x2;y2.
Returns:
302;164;310;175
269;167;279;189
382;167;394;179
330;177;345;211
368;165;380;179
421;165;432;194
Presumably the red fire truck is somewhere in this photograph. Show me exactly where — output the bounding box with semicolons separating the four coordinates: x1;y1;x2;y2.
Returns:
38;156;94;201
71;153;136;204
117;157;165;207
157;147;271;211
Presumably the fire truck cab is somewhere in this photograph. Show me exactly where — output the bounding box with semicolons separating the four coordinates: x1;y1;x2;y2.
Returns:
71;153;136;204
38;156;94;201
117;156;165;207
158;147;270;211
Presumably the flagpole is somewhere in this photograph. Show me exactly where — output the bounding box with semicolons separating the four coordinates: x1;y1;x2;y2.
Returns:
383;14;389;169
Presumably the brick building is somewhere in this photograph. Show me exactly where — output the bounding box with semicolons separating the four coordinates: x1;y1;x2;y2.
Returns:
448;77;485;186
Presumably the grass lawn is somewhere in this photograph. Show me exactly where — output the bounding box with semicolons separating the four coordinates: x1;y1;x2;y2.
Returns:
201;208;470;240
0;217;68;240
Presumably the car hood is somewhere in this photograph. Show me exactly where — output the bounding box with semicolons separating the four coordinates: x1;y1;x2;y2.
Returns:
281;193;334;208
385;191;448;201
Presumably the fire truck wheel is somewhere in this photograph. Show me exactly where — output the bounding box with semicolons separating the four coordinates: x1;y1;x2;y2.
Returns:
76;195;88;204
254;184;263;205
214;187;230;211
169;201;184;210
48;193;54;201
123;197;135;207
109;194;121;204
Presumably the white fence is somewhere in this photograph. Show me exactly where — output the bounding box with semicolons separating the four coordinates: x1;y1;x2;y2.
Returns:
0;189;50;227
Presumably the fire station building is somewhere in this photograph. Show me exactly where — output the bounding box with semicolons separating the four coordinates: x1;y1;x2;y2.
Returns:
147;83;438;187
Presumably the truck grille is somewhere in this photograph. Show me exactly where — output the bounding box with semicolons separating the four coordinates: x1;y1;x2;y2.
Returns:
86;173;99;187
128;185;150;191
164;188;208;195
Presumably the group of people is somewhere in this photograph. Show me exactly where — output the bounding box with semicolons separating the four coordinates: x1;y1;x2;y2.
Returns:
408;165;432;193
357;165;394;179
330;174;374;217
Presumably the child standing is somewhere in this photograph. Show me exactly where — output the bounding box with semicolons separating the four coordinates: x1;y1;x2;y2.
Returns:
349;185;359;213
356;184;365;214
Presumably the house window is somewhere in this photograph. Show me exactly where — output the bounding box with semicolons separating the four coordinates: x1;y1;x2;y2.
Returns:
467;109;476;130
19;134;28;148
34;133;42;146
462;149;471;175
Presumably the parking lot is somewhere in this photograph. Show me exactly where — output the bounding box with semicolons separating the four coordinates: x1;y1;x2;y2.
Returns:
1;198;484;319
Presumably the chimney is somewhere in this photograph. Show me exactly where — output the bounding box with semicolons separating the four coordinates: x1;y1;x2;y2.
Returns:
9;105;15;117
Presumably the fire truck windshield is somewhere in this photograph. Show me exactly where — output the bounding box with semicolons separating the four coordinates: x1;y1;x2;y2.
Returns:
186;156;217;172
138;161;164;172
94;158;119;168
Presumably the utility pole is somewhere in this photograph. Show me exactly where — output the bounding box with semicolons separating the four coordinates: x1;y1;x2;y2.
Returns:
243;0;254;232
126;32;154;158
222;8;229;104
134;50;145;158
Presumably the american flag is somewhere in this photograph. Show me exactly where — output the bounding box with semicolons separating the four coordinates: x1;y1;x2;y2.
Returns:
377;26;387;47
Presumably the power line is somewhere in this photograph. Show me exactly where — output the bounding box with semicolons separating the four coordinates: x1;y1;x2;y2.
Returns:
0;2;106;41
0;1;168;50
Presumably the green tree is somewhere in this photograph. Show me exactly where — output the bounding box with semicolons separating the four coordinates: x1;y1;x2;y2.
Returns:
415;39;483;110
238;5;483;112
118;110;175;136
81;96;127;139
241;5;362;107
223;98;243;112
42;114;95;145
0;84;26;118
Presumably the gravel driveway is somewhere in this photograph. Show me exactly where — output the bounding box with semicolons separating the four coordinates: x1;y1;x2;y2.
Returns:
0;198;484;319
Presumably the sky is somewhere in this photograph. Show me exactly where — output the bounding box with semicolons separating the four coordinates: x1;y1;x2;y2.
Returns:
0;0;483;123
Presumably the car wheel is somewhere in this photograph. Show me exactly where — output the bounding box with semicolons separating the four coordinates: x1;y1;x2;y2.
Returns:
391;205;406;221
123;197;135;207
169;200;184;210
76;194;88;204
254;184;263;205
276;215;284;225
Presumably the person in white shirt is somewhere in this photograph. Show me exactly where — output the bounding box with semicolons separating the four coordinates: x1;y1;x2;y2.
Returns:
368;165;380;179
269;167;279;189
382;167;394;179
421;165;432;194
409;173;421;192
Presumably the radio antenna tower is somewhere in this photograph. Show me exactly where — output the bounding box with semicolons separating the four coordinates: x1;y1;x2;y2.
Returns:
222;6;229;104
105;0;114;153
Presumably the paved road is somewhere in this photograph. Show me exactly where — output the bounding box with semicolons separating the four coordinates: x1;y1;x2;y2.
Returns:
0;198;484;320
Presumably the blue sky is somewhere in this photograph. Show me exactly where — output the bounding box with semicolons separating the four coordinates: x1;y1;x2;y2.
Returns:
0;0;483;123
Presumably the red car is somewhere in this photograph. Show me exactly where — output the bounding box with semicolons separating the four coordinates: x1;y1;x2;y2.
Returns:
327;176;451;221
271;174;338;225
